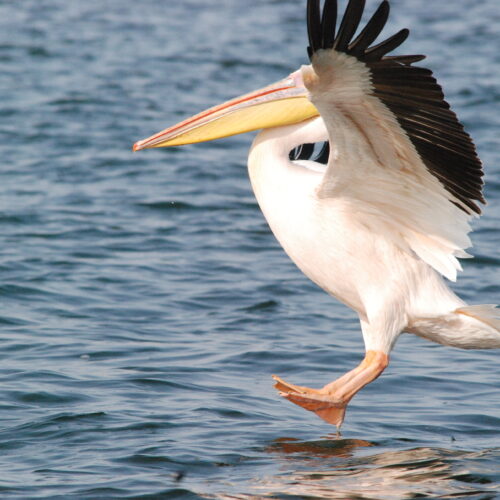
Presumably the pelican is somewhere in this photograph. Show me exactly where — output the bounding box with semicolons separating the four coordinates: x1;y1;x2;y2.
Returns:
134;0;500;428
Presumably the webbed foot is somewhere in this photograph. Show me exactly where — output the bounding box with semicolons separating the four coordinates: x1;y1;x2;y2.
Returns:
272;374;347;427
272;350;389;428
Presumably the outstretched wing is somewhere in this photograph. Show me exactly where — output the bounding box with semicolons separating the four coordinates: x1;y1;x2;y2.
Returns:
307;0;484;215
303;0;484;281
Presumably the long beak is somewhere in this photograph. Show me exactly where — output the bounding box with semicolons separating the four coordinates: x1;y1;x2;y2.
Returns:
133;70;319;151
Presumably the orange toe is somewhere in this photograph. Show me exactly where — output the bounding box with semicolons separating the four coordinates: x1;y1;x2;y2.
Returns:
271;351;389;427
272;374;321;395
279;390;347;427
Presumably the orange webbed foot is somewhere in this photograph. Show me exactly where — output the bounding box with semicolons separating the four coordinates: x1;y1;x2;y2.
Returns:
271;351;389;428
272;374;347;427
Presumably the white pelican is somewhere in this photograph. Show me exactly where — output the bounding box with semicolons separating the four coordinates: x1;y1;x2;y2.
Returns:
134;0;500;428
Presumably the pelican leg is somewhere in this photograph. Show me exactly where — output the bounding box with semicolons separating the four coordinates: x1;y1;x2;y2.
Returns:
272;350;389;428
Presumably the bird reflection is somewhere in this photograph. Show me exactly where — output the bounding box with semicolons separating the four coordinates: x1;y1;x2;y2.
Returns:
255;443;494;499
269;436;373;459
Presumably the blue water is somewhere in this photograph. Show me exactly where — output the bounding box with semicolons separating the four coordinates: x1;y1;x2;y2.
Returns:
1;0;499;498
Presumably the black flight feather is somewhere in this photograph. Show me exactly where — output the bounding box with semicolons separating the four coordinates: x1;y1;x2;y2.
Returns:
298;143;316;160
321;0;337;49
363;28;409;61
382;54;426;65
348;0;389;57
307;0;322;56
306;0;484;215
316;142;331;164
289;142;330;165
333;0;365;52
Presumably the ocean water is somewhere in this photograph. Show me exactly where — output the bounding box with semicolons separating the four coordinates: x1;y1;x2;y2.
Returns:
1;0;499;498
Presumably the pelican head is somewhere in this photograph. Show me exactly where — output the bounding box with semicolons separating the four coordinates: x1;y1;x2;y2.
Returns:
133;69;319;151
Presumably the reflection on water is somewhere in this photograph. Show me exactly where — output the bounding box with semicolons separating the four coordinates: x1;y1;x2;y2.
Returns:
217;438;498;499
269;435;374;458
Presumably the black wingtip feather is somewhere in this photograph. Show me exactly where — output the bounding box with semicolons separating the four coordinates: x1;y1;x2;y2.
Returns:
321;0;338;49
364;28;409;61
333;0;365;52
382;54;426;65
307;0;322;56
348;0;389;57
307;0;406;64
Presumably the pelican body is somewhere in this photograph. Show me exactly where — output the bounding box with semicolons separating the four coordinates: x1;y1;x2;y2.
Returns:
134;0;499;428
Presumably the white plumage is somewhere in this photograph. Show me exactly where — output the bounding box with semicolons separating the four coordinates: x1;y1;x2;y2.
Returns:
134;0;499;427
249;115;500;353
